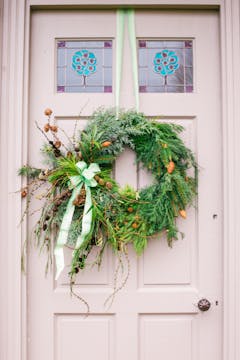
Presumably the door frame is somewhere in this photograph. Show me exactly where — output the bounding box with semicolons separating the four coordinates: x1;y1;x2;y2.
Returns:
0;1;239;359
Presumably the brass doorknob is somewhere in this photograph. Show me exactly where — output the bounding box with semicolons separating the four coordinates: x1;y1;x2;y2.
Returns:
198;298;211;311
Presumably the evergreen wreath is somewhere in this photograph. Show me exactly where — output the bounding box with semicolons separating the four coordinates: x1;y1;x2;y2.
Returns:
19;108;197;310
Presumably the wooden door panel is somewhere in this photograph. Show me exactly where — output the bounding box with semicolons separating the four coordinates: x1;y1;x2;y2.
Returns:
28;10;222;360
139;315;194;360
55;314;115;360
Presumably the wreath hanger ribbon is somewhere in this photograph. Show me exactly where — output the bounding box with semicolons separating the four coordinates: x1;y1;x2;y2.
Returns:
54;161;100;280
116;9;139;114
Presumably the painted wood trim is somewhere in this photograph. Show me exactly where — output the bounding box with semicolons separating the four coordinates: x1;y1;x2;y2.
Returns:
0;0;3;93
0;1;26;360
221;1;240;359
0;1;240;359
28;0;221;6
0;0;5;354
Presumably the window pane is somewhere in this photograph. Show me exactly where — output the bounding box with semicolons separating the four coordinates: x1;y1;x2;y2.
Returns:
57;40;112;93
138;40;193;93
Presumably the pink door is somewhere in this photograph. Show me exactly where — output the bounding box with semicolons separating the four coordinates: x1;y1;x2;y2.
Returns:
28;9;222;360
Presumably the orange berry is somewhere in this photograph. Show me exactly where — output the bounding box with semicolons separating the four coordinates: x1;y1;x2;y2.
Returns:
179;209;187;219
127;207;134;213
167;161;175;174
132;222;139;229
101;141;112;148
21;189;27;198
44;108;52;116
43;123;50;132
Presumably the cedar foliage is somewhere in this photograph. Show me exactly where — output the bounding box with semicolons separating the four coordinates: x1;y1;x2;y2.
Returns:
19;108;197;283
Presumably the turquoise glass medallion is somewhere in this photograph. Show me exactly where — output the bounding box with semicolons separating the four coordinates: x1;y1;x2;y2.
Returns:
72;50;97;87
153;50;179;76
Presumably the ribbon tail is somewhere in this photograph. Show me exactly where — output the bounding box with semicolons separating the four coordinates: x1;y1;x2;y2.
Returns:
54;184;82;280
127;9;139;111
74;186;93;251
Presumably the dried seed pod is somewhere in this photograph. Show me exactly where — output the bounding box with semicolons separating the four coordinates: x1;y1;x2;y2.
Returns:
72;199;79;206
50;125;58;132
76;151;82;160
96;237;103;246
94;175;100;181
54;149;61;157
74;145;80;152
73;194;85;206
38;171;46;180
127;207;134;213
45;215;50;221
80;188;86;196
132;222;139;229
106;181;113;190
118;242;124;252
44;108;52;116
43;123;50;132
67;151;73;158
43;223;47;231
44;169;50;176
98;178;105;186
52;205;58;212
167;161;175;174
179;209;187;219
21;189;27;198
101;141;112;148
54;140;61;148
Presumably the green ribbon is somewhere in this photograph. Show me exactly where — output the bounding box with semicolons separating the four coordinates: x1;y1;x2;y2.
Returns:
116;9;125;116
115;9;139;113
127;9;139;111
54;161;100;279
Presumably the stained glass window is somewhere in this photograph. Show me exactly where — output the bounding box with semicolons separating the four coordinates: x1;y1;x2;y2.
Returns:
138;40;193;93
57;40;112;93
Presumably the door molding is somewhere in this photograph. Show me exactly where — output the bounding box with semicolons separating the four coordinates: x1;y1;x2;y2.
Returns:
0;1;239;359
